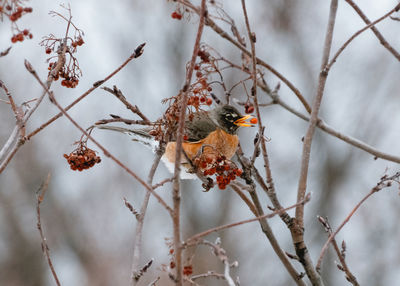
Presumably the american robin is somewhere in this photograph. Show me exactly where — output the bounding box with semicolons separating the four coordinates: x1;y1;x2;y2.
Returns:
163;105;254;170
98;105;255;179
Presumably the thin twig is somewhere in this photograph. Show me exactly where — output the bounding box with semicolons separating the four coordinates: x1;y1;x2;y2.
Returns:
36;173;61;286
123;197;140;219
316;172;400;271
152;177;174;190
148;277;160;286
200;240;237;286
0;47;12;57
131;149;163;285
95;118;153;126
344;0;400;61
327;3;400;70
317;217;359;286
102;85;151;123
132;259;154;284
190;271;226;281
184;193;311;246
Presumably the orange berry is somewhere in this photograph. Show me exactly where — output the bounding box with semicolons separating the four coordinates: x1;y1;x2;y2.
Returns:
250;118;258;124
16;34;24;41
206;98;212;105
234;169;243;176
196;71;202;77
171;11;182;20
199;78;207;87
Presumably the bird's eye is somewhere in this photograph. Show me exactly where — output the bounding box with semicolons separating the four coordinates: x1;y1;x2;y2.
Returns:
225;114;233;121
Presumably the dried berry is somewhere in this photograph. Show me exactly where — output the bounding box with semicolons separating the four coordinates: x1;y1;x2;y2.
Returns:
183;265;193;276
63;146;101;171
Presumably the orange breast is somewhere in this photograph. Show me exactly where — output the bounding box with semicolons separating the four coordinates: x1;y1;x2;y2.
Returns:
163;129;239;164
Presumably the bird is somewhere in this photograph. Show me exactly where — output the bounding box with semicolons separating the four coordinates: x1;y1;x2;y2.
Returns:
98;105;256;179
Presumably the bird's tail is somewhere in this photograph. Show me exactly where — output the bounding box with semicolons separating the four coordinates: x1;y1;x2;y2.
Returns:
96;125;158;150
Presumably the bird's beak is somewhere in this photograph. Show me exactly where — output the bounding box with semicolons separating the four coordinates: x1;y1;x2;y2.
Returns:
234;115;256;127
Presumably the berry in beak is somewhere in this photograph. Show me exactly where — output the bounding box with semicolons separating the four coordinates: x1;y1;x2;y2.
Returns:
234;115;257;127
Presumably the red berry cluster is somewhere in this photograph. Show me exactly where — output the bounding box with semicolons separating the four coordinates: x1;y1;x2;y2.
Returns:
11;29;32;43
198;49;210;63
61;77;79;88
71;37;84;49
187;64;213;109
63;146;101;171
47;62;80;88
171;11;182;20
194;153;243;190
41;15;84;89
186;47;216;110
183;265;193;276
215;167;242;190
1;3;34;44
8;6;32;21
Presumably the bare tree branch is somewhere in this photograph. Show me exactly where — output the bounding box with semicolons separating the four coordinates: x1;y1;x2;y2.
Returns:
328;3;400;70
317;216;359;286
184;193;311;246
36;173;61;286
172;1;207;284
344;0;400;61
316;172;400;271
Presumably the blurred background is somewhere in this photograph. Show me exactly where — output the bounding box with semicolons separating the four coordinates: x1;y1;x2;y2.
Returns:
1;0;400;285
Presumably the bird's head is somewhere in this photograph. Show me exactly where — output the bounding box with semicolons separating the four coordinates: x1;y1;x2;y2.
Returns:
212;105;256;134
